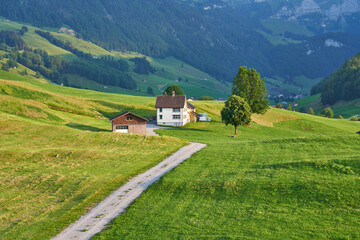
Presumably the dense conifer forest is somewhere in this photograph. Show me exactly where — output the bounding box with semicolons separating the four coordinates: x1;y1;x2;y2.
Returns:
312;53;360;105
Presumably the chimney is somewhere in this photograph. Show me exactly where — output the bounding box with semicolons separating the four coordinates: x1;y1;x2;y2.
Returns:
172;91;175;96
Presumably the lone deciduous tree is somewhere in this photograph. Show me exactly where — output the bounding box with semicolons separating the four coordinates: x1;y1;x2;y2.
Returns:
163;84;184;95
232;66;269;114
221;95;252;136
321;107;334;118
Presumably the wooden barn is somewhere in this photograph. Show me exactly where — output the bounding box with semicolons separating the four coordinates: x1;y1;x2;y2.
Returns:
110;111;148;135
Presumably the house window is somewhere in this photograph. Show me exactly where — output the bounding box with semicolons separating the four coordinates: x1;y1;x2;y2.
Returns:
126;116;133;121
173;115;181;120
116;125;128;130
159;108;162;113
159;115;163;120
173;108;180;112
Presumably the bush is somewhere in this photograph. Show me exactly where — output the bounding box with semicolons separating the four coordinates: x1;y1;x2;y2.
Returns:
1;62;9;71
199;96;214;101
321;107;334;118
350;116;359;121
308;107;315;115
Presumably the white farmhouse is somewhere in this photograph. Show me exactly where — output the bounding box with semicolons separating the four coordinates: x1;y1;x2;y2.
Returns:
155;93;196;126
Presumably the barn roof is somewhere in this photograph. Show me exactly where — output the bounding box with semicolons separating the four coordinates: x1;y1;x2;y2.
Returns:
109;111;148;122
155;95;186;108
187;101;196;109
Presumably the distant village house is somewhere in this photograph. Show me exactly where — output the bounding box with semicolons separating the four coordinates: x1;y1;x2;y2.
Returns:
110;111;148;134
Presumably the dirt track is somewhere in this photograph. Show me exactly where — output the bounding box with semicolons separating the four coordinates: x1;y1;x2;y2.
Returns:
52;142;206;240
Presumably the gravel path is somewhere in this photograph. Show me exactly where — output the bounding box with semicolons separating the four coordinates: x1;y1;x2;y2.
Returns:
52;142;207;240
146;123;170;136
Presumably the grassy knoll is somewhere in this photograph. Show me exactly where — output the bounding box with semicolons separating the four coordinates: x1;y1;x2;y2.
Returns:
94;104;360;239
0;77;187;240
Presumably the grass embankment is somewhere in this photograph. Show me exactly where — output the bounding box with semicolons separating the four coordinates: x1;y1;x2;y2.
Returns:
94;103;360;239
0;78;187;240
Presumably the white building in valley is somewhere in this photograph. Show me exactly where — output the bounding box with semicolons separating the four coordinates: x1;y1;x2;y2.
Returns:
155;93;196;126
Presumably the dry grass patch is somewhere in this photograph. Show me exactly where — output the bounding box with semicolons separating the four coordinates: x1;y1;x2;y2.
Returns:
252;109;299;127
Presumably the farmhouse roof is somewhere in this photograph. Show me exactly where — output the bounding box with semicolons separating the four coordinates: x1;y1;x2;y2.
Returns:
109;111;148;122
155;95;186;108
187;101;196;109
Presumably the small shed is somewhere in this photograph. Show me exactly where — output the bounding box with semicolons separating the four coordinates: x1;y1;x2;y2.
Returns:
110;111;148;135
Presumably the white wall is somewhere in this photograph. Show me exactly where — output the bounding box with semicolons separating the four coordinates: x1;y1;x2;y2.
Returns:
157;104;190;126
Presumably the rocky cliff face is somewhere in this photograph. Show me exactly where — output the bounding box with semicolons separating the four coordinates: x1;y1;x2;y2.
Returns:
272;0;360;21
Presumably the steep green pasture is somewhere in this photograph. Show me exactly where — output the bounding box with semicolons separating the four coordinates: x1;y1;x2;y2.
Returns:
262;19;314;37
0;20;230;98
297;94;360;118
94;105;360;239
0;78;187;240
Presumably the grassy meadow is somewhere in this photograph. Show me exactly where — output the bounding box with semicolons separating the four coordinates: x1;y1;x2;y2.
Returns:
94;104;360;239
0;76;187;240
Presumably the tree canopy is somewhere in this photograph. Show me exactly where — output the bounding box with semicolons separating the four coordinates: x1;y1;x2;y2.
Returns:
163;84;184;96
311;52;360;105
232;66;269;114
321;107;334;118
221;95;252;136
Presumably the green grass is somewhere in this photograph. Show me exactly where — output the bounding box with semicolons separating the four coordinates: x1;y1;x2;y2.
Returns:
257;30;302;46
94;105;360;239
0;77;187;240
297;94;360;118
262;19;314;37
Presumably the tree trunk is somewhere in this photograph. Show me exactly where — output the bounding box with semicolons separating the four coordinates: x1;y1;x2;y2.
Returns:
234;125;238;136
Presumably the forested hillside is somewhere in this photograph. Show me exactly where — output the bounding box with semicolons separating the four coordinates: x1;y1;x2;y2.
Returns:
312;53;360;105
1;0;360;86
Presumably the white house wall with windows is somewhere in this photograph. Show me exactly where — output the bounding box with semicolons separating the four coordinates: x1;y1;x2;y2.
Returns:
155;94;190;126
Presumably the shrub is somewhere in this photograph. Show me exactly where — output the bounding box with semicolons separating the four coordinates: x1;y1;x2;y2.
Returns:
199;96;214;101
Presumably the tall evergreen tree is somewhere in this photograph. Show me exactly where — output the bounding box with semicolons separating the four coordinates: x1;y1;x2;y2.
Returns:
232;66;269;114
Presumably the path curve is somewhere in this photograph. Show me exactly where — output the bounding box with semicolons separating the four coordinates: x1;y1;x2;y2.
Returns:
146;123;170;136
52;142;207;240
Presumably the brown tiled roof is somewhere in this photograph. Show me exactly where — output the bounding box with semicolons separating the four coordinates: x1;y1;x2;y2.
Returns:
187;101;196;109
109;111;148;122
155;95;186;108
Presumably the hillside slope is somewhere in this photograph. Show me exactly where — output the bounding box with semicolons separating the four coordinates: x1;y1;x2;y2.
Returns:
0;20;230;98
0;74;187;240
312;52;360;105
